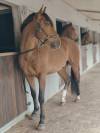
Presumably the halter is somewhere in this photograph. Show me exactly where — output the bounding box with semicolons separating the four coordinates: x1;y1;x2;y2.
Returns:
18;20;61;55
35;22;61;48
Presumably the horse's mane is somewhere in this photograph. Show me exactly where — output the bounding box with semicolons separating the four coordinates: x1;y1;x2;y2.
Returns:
21;12;53;32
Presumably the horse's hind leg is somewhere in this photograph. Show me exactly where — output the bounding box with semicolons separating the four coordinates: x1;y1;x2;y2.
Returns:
71;65;80;101
26;76;39;116
58;66;70;104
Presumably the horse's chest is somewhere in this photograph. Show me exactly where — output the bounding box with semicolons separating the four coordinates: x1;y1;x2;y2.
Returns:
48;50;66;72
49;49;66;64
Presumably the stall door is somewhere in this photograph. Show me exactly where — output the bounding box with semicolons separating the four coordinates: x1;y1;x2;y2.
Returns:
87;44;93;68
81;46;88;71
93;45;97;64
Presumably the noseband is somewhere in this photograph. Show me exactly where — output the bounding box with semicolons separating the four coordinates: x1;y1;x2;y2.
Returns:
18;20;61;55
35;22;61;48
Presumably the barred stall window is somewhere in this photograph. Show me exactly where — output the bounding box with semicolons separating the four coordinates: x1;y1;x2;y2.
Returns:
0;4;15;52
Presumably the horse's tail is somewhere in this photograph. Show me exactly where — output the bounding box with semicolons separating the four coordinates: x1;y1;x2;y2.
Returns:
70;68;80;96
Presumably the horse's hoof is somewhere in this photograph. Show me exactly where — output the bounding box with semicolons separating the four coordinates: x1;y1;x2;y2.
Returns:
25;114;33;120
32;111;39;119
73;96;80;102
38;123;45;130
60;101;66;106
26;113;37;120
26;109;39;120
77;96;80;100
32;106;39;116
73;98;77;102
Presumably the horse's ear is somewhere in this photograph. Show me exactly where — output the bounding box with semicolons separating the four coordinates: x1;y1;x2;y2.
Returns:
38;5;44;14
43;6;46;13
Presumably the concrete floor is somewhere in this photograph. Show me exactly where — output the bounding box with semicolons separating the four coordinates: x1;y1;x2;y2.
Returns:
7;63;100;133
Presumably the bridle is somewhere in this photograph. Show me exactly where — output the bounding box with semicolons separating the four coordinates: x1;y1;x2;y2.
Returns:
35;21;61;48
18;20;61;55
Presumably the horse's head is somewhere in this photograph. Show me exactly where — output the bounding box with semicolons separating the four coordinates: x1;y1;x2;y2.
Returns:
81;31;92;45
62;23;78;41
33;6;61;48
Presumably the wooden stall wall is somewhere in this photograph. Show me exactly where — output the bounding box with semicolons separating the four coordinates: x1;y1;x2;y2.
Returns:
81;46;88;71
0;55;26;128
80;28;100;73
80;28;88;72
93;45;97;64
92;31;97;64
0;3;27;128
92;32;100;64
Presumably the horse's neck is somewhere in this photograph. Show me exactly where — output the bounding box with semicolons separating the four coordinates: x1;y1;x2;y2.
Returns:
20;22;37;51
62;30;71;39
61;34;71;41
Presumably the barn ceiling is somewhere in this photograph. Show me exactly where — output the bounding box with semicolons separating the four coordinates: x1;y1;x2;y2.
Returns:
63;0;100;22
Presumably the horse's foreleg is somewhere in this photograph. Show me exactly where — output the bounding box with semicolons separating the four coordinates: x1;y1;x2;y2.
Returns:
58;67;70;104
38;74;46;130
71;65;80;101
26;76;39;116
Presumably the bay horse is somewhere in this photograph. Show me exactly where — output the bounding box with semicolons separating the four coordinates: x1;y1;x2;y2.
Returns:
60;23;80;103
19;6;80;130
61;23;78;41
81;31;92;45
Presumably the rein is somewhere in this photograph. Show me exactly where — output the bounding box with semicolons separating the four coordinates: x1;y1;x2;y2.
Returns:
17;34;61;56
17;38;49;55
18;47;38;56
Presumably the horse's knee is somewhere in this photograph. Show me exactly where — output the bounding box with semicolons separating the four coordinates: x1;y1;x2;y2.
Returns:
30;87;36;99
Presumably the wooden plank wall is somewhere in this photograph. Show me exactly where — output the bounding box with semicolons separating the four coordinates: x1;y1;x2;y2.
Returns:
0;55;27;128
